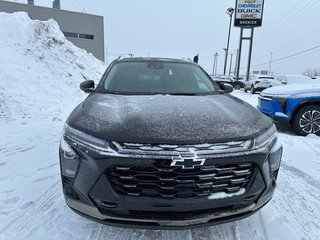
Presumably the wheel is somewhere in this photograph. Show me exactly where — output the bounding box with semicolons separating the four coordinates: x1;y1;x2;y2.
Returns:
250;85;255;94
234;84;241;90
244;87;248;93
292;105;320;136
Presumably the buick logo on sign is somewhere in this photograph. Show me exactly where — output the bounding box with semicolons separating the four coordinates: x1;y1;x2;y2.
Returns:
171;155;206;169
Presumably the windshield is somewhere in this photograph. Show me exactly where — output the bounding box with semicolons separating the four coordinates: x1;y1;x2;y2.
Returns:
99;61;218;95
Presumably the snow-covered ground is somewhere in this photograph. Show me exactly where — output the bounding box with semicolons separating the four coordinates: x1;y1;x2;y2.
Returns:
1;12;320;240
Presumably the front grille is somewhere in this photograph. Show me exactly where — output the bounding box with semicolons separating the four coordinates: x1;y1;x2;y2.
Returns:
106;160;254;198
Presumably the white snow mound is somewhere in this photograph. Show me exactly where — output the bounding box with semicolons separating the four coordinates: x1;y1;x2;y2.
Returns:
0;12;106;122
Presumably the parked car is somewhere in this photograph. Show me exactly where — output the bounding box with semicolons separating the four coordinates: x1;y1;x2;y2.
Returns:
60;57;282;228
275;75;316;85
244;75;282;94
258;84;320;136
275;76;288;85
211;75;245;89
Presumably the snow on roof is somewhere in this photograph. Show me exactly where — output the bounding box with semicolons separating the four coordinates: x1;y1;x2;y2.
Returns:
276;75;318;85
262;84;320;97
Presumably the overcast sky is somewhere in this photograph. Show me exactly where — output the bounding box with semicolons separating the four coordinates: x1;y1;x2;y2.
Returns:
8;0;320;76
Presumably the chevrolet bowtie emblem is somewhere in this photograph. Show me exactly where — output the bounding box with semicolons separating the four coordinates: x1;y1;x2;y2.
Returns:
245;0;256;3
171;155;206;169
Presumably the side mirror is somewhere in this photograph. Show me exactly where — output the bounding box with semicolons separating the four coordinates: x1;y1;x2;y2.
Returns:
219;83;233;93
80;80;95;93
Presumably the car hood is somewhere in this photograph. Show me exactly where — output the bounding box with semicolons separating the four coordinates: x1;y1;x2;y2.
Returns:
67;93;272;144
262;84;320;97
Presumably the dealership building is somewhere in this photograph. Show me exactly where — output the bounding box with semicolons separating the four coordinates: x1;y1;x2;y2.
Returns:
0;0;105;62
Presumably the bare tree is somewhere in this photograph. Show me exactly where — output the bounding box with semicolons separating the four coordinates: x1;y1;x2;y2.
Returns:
303;68;320;78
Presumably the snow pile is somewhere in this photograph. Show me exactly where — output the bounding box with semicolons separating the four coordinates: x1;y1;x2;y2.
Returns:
208;188;245;200
0;12;106;122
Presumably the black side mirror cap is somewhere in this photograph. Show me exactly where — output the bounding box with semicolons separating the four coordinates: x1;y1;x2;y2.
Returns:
219;83;233;94
80;80;95;93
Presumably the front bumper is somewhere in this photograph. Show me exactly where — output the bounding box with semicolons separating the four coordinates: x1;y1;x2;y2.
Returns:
60;139;282;229
66;196;271;229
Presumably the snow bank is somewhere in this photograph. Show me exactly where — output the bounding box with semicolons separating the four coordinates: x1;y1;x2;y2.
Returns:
0;12;106;123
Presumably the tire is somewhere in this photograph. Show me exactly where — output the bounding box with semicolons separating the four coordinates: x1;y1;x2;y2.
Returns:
292;105;320;136
244;87;248;93
250;85;255;94
234;84;241;90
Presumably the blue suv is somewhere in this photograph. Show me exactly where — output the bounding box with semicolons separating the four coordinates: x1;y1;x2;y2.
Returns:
258;84;320;136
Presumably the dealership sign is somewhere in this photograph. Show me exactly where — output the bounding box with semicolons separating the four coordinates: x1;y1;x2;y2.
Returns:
234;0;264;28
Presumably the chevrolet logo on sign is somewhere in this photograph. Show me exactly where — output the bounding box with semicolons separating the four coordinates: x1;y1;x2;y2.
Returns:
245;0;256;3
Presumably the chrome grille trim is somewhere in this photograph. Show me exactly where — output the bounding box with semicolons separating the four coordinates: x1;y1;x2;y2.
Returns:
112;141;252;157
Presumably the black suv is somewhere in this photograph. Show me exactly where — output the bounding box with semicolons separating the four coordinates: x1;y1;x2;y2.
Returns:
211;75;245;90
60;58;282;229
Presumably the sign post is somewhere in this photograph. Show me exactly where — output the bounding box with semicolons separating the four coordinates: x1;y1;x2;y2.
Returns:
234;0;265;81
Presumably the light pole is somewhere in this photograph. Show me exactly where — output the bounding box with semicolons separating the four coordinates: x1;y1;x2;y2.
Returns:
105;47;108;65
223;7;235;76
212;52;218;76
215;53;219;75
234;49;239;77
269;52;273;76
229;53;233;76
223;47;227;73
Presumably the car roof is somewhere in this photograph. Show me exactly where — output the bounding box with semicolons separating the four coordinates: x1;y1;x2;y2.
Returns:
251;75;274;79
115;57;193;64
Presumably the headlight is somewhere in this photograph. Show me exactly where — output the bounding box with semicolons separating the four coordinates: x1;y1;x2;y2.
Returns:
269;138;282;173
60;137;79;178
64;124;109;151
243;125;277;150
63;123;110;152
253;125;278;148
60;123;112;178
275;97;287;113
254;125;282;180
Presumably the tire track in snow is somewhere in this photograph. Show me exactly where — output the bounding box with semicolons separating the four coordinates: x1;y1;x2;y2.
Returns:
0;180;63;240
281;162;320;191
269;166;320;240
56;212;269;240
257;211;269;240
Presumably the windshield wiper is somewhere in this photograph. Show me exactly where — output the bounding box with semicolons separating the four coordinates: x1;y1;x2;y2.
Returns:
103;90;123;95
103;91;216;96
167;93;198;96
167;92;217;96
